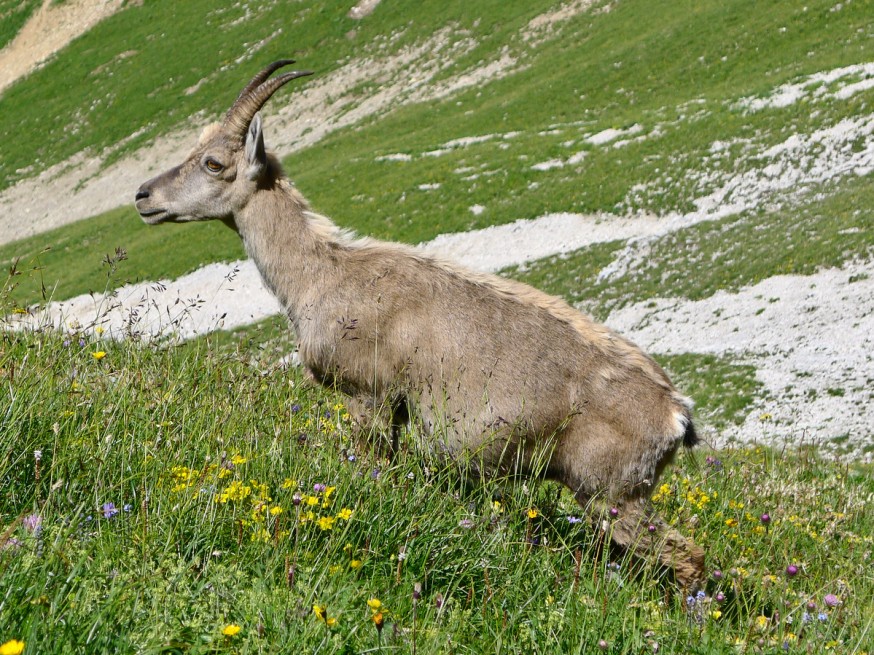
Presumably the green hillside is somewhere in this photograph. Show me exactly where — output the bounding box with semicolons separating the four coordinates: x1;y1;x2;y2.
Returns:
0;0;871;307
1;1;872;652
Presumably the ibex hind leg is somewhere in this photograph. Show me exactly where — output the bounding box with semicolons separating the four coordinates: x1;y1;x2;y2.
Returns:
600;497;705;590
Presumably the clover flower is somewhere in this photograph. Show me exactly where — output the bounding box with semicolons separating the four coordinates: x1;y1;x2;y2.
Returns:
824;593;840;608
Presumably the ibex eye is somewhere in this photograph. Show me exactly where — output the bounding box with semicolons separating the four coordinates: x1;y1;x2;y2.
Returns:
205;158;223;173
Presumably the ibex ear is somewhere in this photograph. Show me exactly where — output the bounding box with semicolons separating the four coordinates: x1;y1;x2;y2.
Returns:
244;112;267;180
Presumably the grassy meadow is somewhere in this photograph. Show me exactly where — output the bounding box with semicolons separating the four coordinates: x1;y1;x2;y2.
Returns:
0;317;871;653
1;0;873;652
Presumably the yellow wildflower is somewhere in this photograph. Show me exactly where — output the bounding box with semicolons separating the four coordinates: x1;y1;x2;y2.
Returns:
92;351;106;360
282;478;296;489
336;508;353;520
270;506;283;516
0;640;25;655
367;598;382;612
231;454;247;465
313;604;337;627
306;495;319;506
222;624;241;637
317;515;335;531
527;508;539;519
711;610;722;620
350;559;363;569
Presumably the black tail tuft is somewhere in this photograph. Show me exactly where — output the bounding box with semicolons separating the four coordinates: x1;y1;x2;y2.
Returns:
683;419;699;448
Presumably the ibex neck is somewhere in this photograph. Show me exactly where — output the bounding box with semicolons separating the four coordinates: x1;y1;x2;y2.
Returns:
235;179;340;322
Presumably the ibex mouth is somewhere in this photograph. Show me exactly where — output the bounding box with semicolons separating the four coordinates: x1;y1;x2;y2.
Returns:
137;207;170;224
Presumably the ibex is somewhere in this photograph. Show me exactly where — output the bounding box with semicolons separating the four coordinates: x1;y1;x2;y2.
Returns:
135;60;705;587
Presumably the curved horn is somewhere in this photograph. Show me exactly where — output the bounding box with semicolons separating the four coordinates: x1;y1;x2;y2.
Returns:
226;59;296;122
225;63;313;138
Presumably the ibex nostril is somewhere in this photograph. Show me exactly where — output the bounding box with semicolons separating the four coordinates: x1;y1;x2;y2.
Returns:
135;189;150;201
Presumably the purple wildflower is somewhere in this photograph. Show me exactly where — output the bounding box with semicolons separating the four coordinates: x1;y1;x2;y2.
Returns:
785;564;799;578
609;507;619;518
818;612;828;622
22;513;42;534
712;569;723;580
715;592;725;603
291;404;302;413
3;537;23;551
705;455;723;470
567;516;583;524
123;504;132;513
760;513;771;524
824;594;840;608
313;483;326;493
102;502;119;519
458;519;475;529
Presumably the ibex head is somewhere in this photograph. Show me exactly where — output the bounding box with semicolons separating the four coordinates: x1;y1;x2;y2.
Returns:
135;60;312;224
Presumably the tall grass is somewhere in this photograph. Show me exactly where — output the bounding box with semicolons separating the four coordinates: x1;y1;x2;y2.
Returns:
1;296;871;653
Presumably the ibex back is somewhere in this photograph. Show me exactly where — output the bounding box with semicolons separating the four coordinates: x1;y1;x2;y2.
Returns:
135;60;705;587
